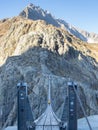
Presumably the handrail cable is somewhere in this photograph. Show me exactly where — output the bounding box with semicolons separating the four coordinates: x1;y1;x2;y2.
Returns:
73;84;93;130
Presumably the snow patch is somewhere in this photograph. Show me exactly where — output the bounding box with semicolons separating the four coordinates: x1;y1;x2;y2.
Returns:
4;115;98;130
4;126;17;130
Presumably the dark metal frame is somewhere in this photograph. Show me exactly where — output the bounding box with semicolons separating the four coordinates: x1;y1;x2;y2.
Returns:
17;82;35;130
67;82;77;130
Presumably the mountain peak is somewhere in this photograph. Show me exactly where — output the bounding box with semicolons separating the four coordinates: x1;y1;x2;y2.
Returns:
19;3;60;27
27;3;50;14
27;3;43;12
19;3;98;43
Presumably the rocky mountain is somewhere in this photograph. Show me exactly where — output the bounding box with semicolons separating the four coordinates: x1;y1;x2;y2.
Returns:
0;16;98;129
19;3;98;43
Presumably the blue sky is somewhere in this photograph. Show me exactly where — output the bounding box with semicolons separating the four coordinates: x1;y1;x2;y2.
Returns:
0;0;98;33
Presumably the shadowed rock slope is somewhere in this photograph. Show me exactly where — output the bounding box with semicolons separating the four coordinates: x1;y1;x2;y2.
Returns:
0;16;98;128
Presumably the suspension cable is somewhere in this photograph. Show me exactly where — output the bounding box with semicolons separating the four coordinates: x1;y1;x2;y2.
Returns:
73;84;93;130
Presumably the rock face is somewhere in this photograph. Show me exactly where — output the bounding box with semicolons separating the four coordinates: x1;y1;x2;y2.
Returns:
19;3;98;43
0;16;98;129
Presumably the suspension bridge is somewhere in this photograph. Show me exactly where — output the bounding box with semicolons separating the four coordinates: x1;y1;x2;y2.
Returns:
1;75;96;130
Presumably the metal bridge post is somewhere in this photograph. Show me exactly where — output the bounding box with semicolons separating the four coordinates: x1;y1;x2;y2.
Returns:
17;82;28;130
67;81;77;130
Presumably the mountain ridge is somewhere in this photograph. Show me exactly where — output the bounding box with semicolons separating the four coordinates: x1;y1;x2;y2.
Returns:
19;3;98;43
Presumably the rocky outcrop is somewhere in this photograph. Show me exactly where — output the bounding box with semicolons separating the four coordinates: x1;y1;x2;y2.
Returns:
0;17;98;128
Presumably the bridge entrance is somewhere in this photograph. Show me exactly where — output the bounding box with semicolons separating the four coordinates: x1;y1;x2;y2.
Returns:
16;76;92;130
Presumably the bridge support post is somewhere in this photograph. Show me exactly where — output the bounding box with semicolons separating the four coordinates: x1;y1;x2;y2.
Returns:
67;81;77;130
17;82;28;130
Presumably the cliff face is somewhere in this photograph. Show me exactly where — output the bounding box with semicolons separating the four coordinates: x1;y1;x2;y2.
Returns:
0;17;98;128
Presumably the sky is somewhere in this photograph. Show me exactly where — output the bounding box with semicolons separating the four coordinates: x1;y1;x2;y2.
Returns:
0;0;98;34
